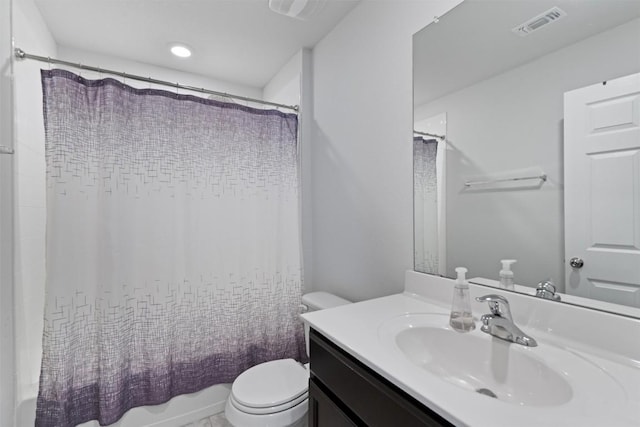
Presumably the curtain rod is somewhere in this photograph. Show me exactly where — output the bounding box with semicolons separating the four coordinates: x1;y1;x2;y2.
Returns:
413;130;445;140
14;48;299;112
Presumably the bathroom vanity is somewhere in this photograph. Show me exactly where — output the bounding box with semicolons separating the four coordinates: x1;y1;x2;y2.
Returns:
302;271;640;427
308;329;450;426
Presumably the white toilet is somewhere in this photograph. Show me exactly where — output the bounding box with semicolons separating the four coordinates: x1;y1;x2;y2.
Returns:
224;292;350;427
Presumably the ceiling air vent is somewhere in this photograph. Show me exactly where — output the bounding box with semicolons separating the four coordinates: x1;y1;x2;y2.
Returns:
512;7;567;37
268;0;325;20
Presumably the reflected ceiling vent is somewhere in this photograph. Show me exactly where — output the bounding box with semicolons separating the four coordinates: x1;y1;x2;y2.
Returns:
512;7;567;37
268;0;326;20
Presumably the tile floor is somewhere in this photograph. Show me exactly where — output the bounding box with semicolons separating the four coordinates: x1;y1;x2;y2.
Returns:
181;412;233;427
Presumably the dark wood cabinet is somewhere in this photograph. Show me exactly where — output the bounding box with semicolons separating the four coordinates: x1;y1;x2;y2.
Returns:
308;329;453;427
308;378;357;427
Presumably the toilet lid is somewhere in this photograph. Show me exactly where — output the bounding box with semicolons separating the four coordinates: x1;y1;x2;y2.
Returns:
232;359;309;409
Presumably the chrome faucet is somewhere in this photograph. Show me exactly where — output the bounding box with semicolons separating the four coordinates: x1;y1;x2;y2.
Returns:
476;294;537;347
535;279;561;301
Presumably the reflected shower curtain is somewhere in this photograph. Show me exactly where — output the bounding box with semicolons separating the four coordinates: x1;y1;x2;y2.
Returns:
413;136;438;274
36;69;304;426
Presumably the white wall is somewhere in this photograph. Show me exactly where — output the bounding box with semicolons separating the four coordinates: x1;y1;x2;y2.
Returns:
310;0;462;302
12;0;57;405
263;48;315;293
263;49;303;106
415;18;640;291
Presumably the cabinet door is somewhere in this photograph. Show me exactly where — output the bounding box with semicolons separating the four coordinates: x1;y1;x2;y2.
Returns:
309;378;357;427
309;329;452;427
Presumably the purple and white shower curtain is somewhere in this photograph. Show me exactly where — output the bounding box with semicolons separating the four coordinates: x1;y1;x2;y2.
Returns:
414;136;439;274
36;69;304;427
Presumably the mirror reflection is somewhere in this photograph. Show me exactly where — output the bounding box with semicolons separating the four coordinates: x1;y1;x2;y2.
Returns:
413;0;640;316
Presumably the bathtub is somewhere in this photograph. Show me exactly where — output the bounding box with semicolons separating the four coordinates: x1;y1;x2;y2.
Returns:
16;384;231;427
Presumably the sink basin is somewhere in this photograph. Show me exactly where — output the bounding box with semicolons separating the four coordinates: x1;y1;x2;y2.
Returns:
379;313;623;407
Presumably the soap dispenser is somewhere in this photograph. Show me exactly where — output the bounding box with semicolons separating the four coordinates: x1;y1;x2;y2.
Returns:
499;259;517;290
449;267;475;332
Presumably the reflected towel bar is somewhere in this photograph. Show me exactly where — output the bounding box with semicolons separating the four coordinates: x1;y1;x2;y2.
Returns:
464;174;547;187
0;146;14;155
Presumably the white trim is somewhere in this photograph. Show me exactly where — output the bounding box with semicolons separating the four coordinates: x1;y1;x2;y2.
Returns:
0;0;16;424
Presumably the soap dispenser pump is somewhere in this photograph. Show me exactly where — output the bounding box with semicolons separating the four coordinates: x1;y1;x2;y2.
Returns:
499;259;517;290
449;267;475;332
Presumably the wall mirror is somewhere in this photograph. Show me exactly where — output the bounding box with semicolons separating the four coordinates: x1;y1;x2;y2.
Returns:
413;0;640;317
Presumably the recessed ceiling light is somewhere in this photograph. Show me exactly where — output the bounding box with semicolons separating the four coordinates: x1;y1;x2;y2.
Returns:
170;44;192;58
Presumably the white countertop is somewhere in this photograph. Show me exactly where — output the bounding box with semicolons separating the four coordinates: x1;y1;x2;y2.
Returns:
302;273;640;427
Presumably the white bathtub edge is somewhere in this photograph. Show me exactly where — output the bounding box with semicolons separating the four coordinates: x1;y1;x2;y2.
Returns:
16;383;232;427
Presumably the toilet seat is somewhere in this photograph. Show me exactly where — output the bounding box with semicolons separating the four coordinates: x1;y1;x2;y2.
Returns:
229;391;308;415
230;359;310;415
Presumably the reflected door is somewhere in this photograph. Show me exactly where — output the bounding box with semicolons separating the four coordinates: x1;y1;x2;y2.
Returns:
564;72;640;308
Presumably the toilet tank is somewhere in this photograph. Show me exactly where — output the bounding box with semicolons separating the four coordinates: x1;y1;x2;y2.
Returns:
302;291;350;312
301;292;350;358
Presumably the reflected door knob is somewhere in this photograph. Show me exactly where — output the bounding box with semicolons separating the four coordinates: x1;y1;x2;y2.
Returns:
569;257;584;269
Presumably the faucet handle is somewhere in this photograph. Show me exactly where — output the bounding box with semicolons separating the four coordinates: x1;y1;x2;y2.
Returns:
537;279;556;293
476;294;512;319
536;279;561;301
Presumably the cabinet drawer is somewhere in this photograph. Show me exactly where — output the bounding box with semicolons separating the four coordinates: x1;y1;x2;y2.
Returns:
309;378;357;427
309;329;452;427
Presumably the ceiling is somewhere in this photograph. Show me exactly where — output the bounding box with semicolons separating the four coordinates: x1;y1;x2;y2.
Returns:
414;0;640;106
34;0;360;89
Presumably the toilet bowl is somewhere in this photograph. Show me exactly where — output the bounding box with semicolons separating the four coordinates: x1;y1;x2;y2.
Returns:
224;359;309;427
224;292;350;427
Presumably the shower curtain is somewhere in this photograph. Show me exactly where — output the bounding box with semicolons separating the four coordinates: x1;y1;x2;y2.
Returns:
413;136;439;274
36;69;304;427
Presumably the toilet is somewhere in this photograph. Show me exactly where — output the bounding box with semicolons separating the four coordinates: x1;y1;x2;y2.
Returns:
224;292;351;427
